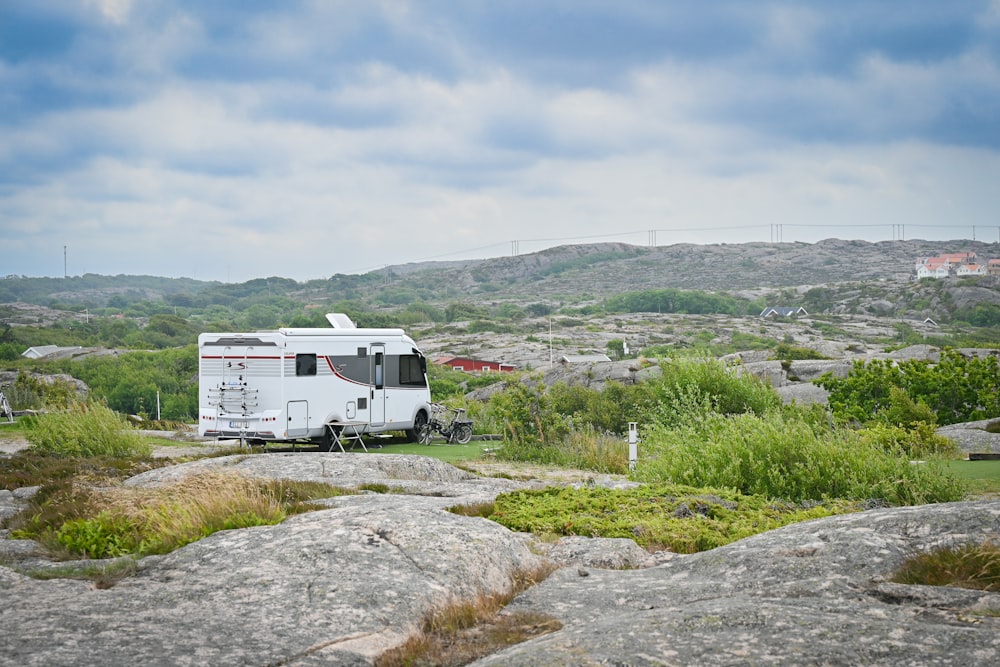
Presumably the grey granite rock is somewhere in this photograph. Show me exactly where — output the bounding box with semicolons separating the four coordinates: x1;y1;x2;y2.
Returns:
938;419;1000;455
4;453;1000;667
775;381;830;405
125;452;529;506
1;498;549;667
470;501;1000;667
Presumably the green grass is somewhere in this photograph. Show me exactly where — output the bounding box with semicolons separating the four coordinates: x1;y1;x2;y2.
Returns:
0;419;26;435
486;484;859;554
140;435;193;448
370;441;490;463
943;460;1000;497
5;464;354;562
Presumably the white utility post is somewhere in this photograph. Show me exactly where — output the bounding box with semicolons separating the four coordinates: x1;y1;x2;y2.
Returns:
628;422;639;471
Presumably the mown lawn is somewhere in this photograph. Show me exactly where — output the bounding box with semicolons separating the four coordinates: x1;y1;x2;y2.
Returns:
368;440;490;463
944;459;1000;497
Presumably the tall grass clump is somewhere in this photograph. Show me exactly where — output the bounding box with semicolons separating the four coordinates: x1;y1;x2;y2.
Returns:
25;401;151;458
485;356;781;473
634;409;966;506
503;426;628;474
891;541;1000;592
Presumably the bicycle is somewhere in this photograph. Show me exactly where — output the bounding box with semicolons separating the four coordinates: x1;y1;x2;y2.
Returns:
418;403;473;445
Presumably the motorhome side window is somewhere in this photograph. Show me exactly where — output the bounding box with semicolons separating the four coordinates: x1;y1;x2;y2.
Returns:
296;353;317;376
399;354;427;387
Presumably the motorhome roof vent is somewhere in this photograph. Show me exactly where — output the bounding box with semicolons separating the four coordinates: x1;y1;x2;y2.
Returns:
325;313;356;329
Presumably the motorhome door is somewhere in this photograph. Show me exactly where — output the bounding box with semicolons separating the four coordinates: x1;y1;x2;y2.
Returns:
287;400;309;437
370;344;386;427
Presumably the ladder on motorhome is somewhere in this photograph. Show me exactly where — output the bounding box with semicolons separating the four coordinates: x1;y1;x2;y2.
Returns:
206;346;259;446
0;386;13;424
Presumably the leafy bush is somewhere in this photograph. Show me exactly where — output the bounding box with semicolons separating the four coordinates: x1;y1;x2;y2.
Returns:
645;356;781;425
25;402;152;458
856;422;959;460
634;410;966;506
604;288;754;316
489;381;568;447
0;342;22;361
877;386;939;429
819;350;1000;425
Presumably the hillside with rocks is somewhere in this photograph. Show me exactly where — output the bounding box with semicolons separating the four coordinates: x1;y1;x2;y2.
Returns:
5;238;1000;314
377;238;1000;298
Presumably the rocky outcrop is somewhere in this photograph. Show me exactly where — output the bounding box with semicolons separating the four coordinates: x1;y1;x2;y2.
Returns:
2;454;548;667
2;498;549;667
2;454;999;666
938;419;1000;455
775;381;830;406
475;501;1000;666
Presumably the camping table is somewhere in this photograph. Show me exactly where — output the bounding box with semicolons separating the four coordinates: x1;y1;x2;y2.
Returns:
324;421;369;453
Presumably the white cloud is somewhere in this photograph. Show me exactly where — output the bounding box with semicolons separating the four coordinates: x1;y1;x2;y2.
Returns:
1;2;998;281
83;0;132;25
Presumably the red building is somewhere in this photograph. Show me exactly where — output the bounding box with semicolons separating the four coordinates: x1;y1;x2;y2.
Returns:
433;356;516;373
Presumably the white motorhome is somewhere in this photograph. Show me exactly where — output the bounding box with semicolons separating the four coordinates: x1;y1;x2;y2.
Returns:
198;313;431;448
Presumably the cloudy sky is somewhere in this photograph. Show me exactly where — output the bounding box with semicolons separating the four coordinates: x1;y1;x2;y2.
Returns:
2;1;999;283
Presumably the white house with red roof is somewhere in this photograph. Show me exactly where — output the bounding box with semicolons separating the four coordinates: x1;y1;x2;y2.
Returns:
914;250;993;279
916;261;950;279
956;263;987;276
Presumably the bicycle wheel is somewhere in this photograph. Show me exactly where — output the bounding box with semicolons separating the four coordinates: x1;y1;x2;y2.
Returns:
418;423;434;445
454;423;473;444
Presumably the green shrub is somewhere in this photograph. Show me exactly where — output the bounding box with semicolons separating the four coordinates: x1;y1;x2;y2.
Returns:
651;356;781;422
488;381;571;447
8;372;80;411
56;512;141;559
25;402;152;458
771;343;829;361
819;351;1000;426
877;386;939;429
634;411;966;506
857;422;959;460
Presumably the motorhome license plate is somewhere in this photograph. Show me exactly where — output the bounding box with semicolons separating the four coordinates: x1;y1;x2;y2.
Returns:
228;420;248;428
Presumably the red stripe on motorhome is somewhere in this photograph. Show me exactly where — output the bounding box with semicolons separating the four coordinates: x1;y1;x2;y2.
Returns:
200;355;282;360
